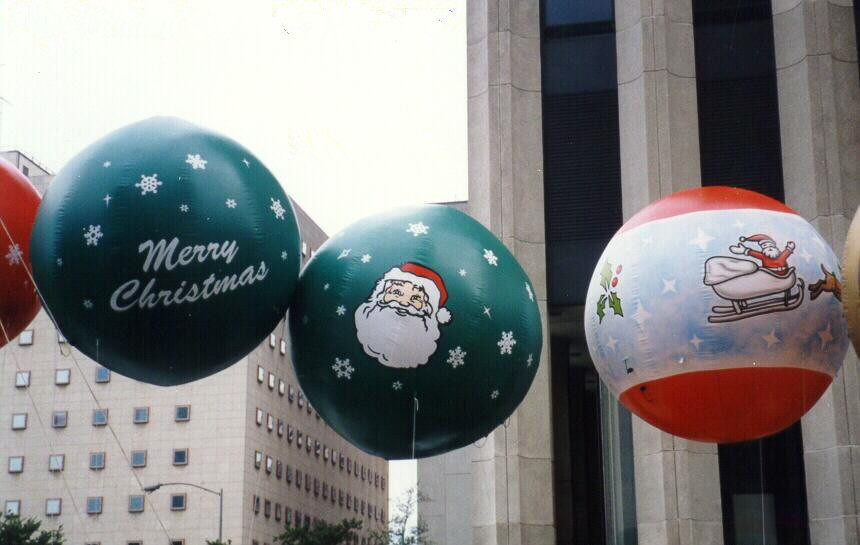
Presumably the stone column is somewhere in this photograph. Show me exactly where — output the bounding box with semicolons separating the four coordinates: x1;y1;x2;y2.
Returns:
467;0;555;543
615;1;724;544
772;1;860;543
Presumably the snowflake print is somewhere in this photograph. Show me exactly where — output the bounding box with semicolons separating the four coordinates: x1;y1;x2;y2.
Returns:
225;199;237;209
331;357;354;380
323;283;330;291
83;300;93;309
490;390;499;400
270;198;287;220
185;153;207;170
179;204;189;213
83;225;103;247
406;222;429;236
336;305;346;316
458;269;467;277
526;353;534;367
56;258;63;267
497;331;516;355
337;249;351;260
102;161;111;168
483;249;498;266
281;251;288;260
447;346;466;368
525;283;534;301
392;381;403;391
5;244;23;266
361;254;372;264
242;158;250;168
135;173;162;195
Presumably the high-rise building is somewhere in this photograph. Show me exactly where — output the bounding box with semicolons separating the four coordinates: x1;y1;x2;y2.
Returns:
419;1;859;544
0;153;389;544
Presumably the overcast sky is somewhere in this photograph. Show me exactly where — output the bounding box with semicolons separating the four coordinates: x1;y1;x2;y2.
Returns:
1;0;468;521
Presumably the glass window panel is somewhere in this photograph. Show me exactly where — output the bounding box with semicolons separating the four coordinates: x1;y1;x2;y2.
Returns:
15;371;30;387
128;495;144;512
45;498;62;516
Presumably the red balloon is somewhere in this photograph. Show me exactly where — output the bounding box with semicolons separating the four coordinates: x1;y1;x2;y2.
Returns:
0;158;41;347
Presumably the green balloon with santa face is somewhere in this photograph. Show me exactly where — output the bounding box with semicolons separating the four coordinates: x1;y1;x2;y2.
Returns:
288;205;543;459
30;117;301;386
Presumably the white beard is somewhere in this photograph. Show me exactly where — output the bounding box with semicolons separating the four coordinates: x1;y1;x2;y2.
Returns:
762;246;780;259
354;301;441;368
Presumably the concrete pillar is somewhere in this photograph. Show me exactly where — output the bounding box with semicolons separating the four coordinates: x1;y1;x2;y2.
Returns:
615;1;724;544
418;446;474;545
772;1;860;543
467;0;555;543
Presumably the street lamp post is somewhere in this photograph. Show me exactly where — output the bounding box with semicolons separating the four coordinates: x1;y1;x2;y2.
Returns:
143;482;223;541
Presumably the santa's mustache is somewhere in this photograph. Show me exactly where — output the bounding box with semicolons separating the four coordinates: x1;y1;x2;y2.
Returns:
374;298;433;318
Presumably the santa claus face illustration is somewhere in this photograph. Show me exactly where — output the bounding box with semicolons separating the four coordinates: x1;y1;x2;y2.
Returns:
355;263;452;368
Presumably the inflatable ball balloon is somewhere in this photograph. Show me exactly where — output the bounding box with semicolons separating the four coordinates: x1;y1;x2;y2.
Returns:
0;158;42;347
30;117;301;386
289;205;543;459
585;186;848;442
845;206;860;353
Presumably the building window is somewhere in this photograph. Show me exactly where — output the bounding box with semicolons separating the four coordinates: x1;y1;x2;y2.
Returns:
173;449;188;466
340;456;345;470
175;405;190;422
269;333;277;348
264;499;272;518
55;369;71;385
89;451;105;470
381;477;385;490
11;412;27;430
275;502;282;521
375;473;379;487
280;339;287;355
314;478;320;496
268;372;275;389
323;482;329;499
278;379;286;396
288;385;295;402
170;541;184;545
285;507;292;525
277;419;284;437
133;407;149;424
306;435;312;453
296;469;302;488
128;495;145;512
45;498;62;516
128;541;143;545
297;431;303;448
257;366;265;383
297;391;305;408
324;446;330;461
57;332;66;344
170;493;186;511
95;366;111;383
347;458;352;474
8;456;24;473
15;371;30;387
48;454;65;471
5;500;21;516
254;450;262;469
131;450;147;468
21;164;29;176
361;466;366;480
86;496;103;515
253;495;261;514
287;425;295;443
276;460;283;479
286;465;293;483
18;329;34;345
266;456;273;473
267;414;274;431
92;408;108;426
256;408;263;426
305;473;311;491
52;411;67;428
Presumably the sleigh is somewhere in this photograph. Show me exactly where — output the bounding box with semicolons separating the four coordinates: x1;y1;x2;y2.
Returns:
704;257;804;323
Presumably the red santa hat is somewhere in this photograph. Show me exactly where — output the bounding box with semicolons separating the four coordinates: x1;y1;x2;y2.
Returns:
380;263;451;324
741;234;776;247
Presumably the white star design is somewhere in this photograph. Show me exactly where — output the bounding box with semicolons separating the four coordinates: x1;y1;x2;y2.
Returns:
458;269;467;277
179;204;189;213
242;158;250;168
56;258;63;267
83;299;93;309
818;322;834;349
281;251;288;260
483;249;498;266
336;305;346;316
762;329;781;348
689;228;714;250
606;336;618;352
526;353;534;367
799;248;812;263
632;304;652;325
662;278;677;294
323;283;330;291
689;335;703;350
337;249;351;260
483;306;492;318
225;199;237;209
490;390;499;400
392;381;402;391
102;161;111;168
103;194;112;207
361;254;372;264
185;153;207;170
406;222;429;236
733;220;745;229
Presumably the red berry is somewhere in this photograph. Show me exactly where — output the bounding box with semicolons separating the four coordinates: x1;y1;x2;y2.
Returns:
616;265;623;274
611;277;618;287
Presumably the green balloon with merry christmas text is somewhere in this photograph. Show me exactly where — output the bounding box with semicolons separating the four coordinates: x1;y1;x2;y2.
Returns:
30;117;301;386
288;206;543;459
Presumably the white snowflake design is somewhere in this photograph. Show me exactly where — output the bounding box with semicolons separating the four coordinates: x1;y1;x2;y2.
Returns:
337;249;351;260
185;153;207;170
525;282;534;301
56;258;63;267
392;381;403;391
83;225;103;247
135;173;162;195
497;331;516;355
179;204;189;213
406;222;429;236
281;251;288;260
447;346;466;369
226;199;237;209
526;353;534;367
270;198;287;220
323;283;330;291
336;305;346;316
458;269;467;277
331;358;354;380
5;244;23;266
102;161;111;168
82;300;93;309
361;254;372;264
483;249;498;266
242;158;250;168
490;390;499;400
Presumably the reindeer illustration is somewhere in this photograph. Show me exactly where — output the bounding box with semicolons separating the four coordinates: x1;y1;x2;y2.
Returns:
809;265;842;301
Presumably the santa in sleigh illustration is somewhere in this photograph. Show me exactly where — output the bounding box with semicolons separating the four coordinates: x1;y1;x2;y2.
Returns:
703;234;804;323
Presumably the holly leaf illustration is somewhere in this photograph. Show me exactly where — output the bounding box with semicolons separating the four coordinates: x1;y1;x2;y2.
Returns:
599;261;613;291
596;294;607;322
609;291;623;317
